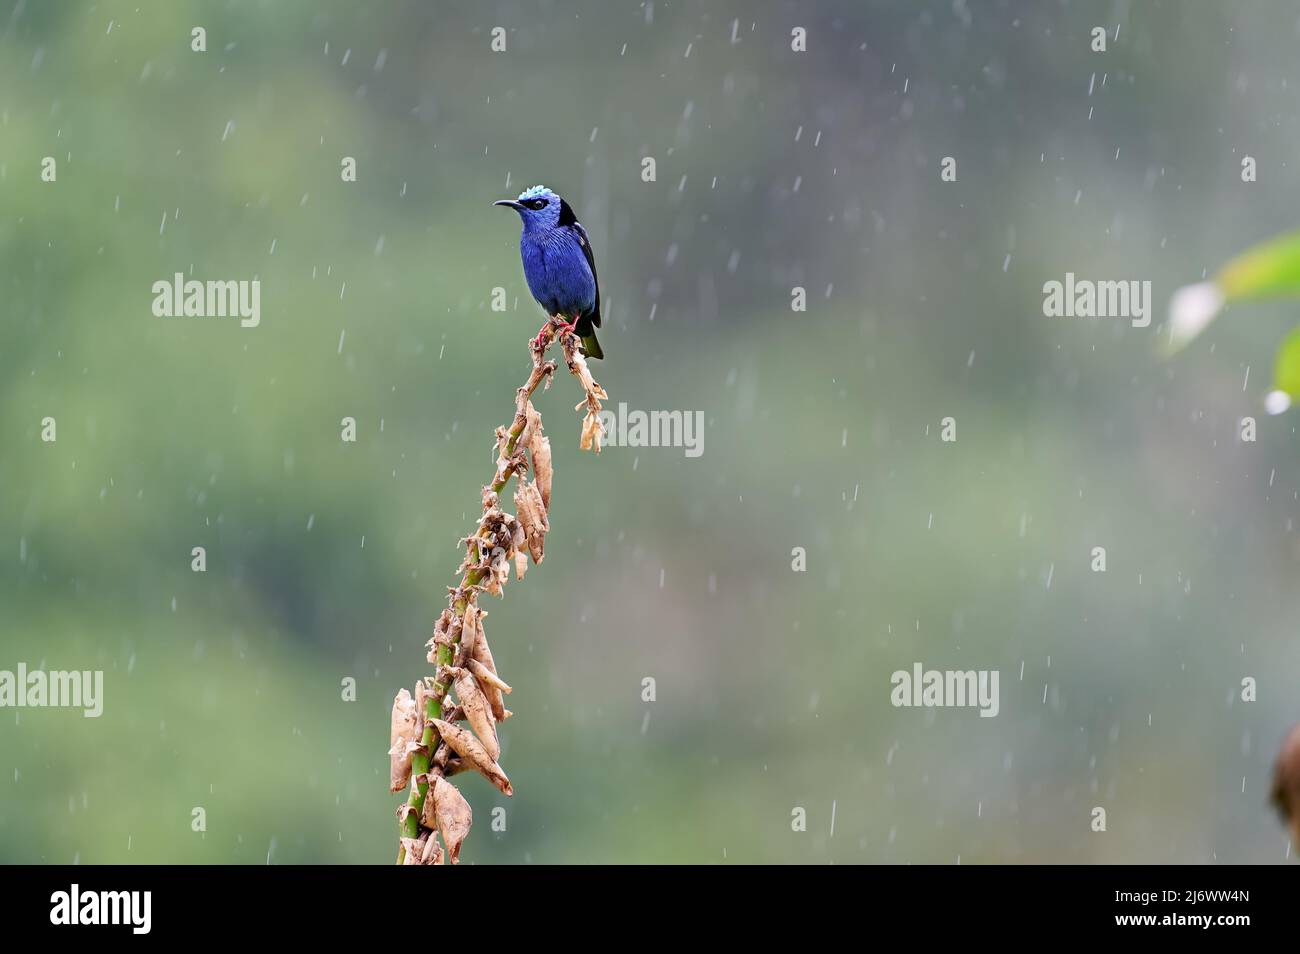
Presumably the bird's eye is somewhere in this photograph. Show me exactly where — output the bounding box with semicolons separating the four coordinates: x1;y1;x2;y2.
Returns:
531;198;549;209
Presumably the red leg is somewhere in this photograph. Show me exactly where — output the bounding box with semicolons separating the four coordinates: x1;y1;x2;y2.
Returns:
532;316;577;351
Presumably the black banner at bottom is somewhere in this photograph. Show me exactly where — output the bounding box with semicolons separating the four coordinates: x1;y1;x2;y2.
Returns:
0;864;1279;938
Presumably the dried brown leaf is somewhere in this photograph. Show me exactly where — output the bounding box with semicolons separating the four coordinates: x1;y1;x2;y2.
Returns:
471;632;507;721
579;408;603;453
431;775;472;864
419;780;438;828
458;603;483;666
400;833;443;866
399;836;422;865
531;435;553;509
514;481;549;564
414;681;430;738
421;832;444;865
427;610;461;665
518;400;543;452
484;551;510;596
450;665;500;761
430;719;512;796
388;688;421;793
566;344;609;402
467;657;512;695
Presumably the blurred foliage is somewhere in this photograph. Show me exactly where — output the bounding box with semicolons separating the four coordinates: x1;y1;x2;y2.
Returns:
1274;326;1300;403
2;0;1299;863
1219;231;1300;302
1218;232;1300;402
1171;229;1300;403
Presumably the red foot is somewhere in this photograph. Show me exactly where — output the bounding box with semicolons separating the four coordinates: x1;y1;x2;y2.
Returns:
534;318;576;350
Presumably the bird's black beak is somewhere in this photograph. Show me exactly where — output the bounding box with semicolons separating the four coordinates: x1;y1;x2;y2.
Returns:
494;199;524;211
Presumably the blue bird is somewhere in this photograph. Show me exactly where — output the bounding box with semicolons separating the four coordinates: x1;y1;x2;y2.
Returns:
495;185;604;360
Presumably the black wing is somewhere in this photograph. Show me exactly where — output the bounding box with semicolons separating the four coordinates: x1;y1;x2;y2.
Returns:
560;199;600;329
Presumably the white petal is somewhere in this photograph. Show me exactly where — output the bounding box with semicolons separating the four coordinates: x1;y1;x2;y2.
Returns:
1265;390;1292;416
1167;281;1225;351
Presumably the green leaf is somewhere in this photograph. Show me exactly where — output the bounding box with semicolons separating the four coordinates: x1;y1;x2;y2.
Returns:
1272;325;1300;402
1218;229;1300;301
1167;229;1300;354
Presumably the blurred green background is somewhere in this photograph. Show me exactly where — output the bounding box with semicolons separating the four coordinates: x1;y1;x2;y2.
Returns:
3;0;1300;864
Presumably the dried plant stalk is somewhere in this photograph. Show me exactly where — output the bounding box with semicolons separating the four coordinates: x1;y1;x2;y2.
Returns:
392;318;607;864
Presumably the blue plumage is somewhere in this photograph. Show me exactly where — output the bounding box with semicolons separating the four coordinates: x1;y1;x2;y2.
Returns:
495;185;603;359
